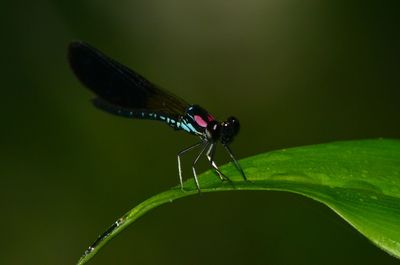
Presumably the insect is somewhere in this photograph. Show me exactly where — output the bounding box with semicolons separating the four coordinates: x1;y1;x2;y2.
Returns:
68;41;247;192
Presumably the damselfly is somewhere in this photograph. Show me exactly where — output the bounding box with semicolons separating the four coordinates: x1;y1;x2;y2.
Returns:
68;41;247;192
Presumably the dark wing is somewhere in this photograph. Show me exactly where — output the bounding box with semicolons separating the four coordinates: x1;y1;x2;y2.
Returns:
68;41;189;118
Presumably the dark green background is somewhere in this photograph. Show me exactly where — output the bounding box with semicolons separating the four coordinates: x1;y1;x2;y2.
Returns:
1;1;400;264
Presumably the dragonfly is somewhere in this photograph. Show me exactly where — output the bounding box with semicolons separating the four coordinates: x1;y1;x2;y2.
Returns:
68;41;247;192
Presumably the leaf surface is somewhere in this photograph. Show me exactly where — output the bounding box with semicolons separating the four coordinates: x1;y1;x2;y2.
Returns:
78;139;400;264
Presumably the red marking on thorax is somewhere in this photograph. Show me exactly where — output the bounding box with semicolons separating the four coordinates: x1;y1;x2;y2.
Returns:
194;115;208;127
207;114;215;122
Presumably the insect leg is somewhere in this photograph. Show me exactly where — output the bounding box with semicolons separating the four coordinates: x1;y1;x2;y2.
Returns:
206;144;230;182
223;144;248;181
177;142;203;190
191;142;210;193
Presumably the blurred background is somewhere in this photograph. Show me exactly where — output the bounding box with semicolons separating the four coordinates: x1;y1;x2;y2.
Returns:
1;0;400;264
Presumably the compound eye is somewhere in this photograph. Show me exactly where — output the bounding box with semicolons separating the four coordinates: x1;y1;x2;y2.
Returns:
220;117;240;145
227;116;240;135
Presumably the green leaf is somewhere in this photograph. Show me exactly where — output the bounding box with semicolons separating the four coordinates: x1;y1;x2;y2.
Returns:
77;139;400;264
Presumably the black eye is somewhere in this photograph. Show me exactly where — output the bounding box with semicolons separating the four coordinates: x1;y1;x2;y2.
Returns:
220;117;240;145
227;116;240;135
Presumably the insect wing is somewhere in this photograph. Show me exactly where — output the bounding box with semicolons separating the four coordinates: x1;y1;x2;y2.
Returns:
68;41;189;118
